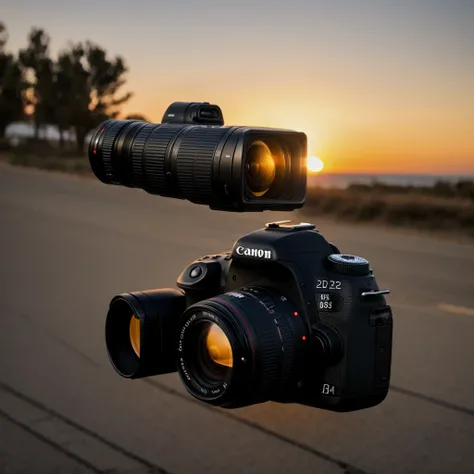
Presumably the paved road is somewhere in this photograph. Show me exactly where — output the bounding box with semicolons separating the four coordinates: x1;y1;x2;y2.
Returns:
1;164;474;474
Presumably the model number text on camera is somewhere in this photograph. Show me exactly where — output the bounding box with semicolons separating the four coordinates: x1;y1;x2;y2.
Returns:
316;279;342;290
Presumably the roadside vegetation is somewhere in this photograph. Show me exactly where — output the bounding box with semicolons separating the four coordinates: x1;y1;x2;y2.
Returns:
0;144;91;175
302;182;474;237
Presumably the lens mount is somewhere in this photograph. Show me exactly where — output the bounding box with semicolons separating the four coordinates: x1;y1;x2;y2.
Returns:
177;288;307;408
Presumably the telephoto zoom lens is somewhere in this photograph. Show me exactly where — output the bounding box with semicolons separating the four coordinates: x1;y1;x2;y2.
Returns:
88;113;307;212
176;287;308;408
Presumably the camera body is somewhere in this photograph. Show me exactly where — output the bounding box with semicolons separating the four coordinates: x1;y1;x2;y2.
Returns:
175;220;392;411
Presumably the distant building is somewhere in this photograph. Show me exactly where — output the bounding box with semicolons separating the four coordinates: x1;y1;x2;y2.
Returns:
5;122;76;146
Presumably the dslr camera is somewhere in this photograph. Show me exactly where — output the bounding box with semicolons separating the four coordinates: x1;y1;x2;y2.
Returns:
89;102;393;411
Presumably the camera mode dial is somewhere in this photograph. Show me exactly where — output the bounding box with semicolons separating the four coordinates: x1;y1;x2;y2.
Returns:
327;254;370;276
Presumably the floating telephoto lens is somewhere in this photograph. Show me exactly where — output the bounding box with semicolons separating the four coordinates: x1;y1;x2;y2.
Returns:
105;288;186;379
87;102;307;212
177;287;308;408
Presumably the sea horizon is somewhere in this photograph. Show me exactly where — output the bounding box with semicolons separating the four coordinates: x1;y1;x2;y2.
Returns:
307;172;474;189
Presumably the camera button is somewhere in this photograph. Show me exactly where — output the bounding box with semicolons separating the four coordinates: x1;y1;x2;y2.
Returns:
327;254;370;276
189;266;203;278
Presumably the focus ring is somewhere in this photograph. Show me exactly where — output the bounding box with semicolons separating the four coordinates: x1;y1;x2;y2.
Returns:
142;124;182;195
177;127;229;204
225;295;282;403
101;120;135;184
130;123;159;188
271;307;295;391
242;292;295;394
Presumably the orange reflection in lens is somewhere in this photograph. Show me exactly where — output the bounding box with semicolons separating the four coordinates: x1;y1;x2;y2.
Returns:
205;323;233;368
129;315;141;357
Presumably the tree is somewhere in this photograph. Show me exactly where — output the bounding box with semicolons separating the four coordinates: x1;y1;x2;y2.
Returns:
125;113;149;122
55;41;133;151
0;22;25;138
19;28;56;140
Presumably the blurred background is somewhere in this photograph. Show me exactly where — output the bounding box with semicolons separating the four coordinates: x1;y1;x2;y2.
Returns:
1;1;474;473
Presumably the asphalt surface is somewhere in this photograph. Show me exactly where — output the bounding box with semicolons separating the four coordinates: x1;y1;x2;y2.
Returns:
1;163;474;474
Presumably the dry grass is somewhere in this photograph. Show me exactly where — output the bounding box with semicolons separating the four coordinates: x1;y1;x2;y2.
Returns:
302;187;474;237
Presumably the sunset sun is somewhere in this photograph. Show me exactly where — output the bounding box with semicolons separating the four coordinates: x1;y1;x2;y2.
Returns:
307;156;324;173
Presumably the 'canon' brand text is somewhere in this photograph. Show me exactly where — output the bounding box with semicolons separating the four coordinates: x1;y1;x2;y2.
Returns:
235;246;272;259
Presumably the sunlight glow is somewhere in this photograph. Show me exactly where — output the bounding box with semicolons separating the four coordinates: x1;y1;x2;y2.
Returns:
307;156;324;173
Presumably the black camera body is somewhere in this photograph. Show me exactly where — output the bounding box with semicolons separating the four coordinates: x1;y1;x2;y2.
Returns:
173;220;392;411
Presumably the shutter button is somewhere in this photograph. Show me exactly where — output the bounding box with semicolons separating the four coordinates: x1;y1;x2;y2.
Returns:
189;266;202;278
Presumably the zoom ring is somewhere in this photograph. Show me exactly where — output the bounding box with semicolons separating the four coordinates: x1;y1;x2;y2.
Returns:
142;125;183;195
101;120;134;184
177;127;229;204
130;124;159;188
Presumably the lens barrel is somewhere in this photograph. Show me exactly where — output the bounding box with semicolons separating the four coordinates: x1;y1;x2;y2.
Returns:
88;119;307;212
105;288;186;379
176;287;308;408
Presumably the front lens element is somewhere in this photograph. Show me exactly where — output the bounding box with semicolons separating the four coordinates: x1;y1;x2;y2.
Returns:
245;141;276;196
129;315;141;357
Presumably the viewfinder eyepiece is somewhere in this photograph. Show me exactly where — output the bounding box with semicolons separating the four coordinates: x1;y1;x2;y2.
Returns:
161;101;224;125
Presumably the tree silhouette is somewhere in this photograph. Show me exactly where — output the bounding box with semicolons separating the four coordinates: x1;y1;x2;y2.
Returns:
19;28;56;140
1;23;135;149
56;40;133;150
0;23;25;138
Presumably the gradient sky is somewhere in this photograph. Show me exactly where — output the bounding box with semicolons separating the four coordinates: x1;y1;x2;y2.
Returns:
2;0;474;173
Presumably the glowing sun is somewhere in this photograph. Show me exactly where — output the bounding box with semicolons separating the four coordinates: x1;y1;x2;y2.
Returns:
307;156;324;173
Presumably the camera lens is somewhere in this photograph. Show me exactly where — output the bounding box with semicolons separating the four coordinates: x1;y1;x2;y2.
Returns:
177;287;307;408
245;141;277;196
88;114;307;211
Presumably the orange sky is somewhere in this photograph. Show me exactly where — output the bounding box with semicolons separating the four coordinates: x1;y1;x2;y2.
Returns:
3;0;474;174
